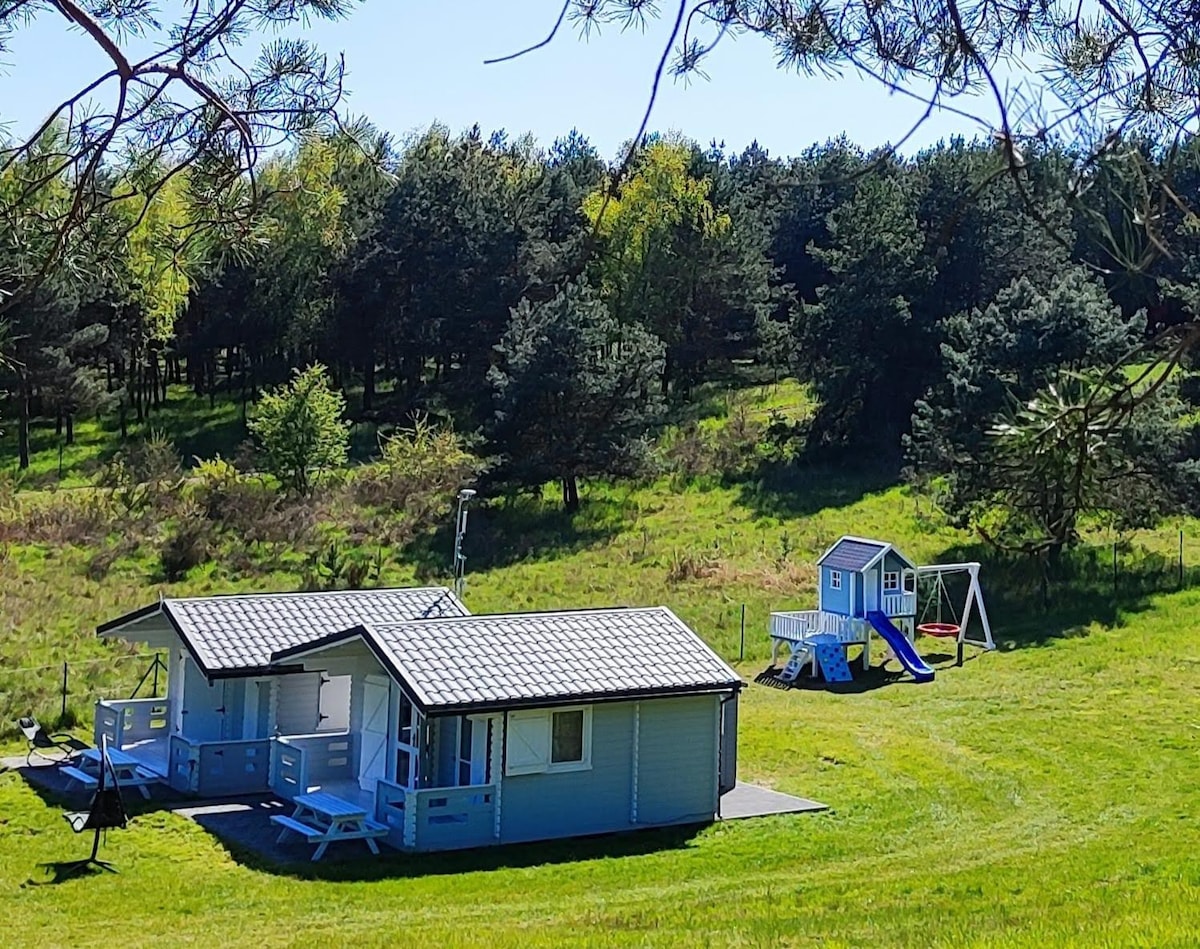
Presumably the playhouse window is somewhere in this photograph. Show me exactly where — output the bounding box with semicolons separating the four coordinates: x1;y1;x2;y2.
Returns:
883;572;900;592
829;571;842;590
903;571;916;594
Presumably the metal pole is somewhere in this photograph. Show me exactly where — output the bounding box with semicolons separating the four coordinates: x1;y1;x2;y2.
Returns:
739;605;746;662
1180;530;1185;589
61;661;68;719
153;652;161;696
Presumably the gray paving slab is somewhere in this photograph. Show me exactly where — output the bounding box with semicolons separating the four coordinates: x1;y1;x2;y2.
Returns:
719;782;827;820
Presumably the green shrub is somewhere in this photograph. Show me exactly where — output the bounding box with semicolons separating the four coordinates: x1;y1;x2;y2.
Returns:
248;364;350;495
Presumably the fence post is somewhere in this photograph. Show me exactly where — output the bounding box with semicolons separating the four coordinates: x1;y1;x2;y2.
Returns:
60;661;68;719
739;604;746;662
1180;530;1185;589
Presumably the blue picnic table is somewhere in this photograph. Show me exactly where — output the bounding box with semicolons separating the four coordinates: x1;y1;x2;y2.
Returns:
271;790;389;861
62;747;159;800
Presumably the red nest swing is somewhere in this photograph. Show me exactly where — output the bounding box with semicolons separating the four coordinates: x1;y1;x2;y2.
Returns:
917;621;960;639
918;574;961;639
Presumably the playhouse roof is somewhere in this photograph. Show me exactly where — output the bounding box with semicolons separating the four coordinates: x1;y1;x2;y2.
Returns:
98;588;469;676
272;607;744;713
817;536;916;572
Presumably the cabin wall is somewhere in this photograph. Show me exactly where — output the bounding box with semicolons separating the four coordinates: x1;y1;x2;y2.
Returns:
719;694;738;795
499;701;636;844
820;567;852;616
497;695;723;846
433;717;458;787
636;694;720;825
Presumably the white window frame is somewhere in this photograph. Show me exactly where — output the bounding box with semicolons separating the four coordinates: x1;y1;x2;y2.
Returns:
883;571;900;592
902;570;917;594
505;706;592;776
829;570;842;590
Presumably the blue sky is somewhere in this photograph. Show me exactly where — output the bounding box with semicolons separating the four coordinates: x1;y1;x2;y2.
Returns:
1;1;1010;161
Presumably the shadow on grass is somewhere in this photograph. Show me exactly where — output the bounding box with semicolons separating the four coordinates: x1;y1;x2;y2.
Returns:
756;662;912;694
196;805;706;882
925;539;1194;651
14;762;707;882
404;492;636;578
732;459;900;521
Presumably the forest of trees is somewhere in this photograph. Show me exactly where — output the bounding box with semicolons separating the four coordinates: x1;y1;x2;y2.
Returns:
3;121;1200;557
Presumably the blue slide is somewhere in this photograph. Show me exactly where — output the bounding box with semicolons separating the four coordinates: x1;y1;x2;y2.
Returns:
865;611;935;683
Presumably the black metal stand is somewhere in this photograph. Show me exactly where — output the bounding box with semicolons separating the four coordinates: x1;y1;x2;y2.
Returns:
54;829;117;878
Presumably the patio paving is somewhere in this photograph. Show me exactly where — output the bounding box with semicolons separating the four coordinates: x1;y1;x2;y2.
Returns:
718;783;827;819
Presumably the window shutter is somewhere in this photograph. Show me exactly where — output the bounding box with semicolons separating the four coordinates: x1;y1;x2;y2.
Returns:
505;711;550;775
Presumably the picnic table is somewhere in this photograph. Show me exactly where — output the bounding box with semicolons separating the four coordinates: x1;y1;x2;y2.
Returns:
271;790;389;861
62;747;159;800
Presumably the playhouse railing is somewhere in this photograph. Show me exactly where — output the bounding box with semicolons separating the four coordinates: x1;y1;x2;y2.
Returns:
769;610;867;643
882;593;917;616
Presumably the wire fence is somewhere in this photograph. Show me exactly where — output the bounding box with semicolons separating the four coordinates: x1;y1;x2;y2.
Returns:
1;652;166;739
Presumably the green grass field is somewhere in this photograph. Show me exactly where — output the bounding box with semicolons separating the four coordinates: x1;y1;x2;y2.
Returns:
2;382;1198;946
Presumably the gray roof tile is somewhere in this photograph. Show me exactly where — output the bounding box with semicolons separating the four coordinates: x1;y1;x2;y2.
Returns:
153;588;468;673
357;607;742;710
818;537;888;572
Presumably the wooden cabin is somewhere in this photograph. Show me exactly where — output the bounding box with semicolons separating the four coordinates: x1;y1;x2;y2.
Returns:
95;592;743;852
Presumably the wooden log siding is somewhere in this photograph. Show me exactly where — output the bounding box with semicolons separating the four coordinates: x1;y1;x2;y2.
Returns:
634;695;720;827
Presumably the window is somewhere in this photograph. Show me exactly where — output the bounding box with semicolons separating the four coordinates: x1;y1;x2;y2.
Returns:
829;570;842;590
551;709;585;764
505;706;592;776
883;572;900;592
393;692;422;789
902;571;917;594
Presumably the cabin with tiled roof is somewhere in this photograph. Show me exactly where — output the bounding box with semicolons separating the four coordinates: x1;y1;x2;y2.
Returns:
94;592;744;853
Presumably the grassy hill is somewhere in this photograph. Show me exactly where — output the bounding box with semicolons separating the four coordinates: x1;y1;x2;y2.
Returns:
1;380;1198;946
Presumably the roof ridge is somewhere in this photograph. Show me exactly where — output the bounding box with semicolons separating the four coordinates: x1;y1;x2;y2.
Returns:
369;604;662;626
165;586;456;604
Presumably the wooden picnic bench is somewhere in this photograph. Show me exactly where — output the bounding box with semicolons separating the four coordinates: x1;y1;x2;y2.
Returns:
271;790;388;861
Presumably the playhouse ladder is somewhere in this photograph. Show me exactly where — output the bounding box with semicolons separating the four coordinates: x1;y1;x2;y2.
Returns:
779;645;812;683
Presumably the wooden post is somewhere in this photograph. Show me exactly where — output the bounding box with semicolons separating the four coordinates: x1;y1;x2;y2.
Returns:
739;605;746;662
61;661;68;719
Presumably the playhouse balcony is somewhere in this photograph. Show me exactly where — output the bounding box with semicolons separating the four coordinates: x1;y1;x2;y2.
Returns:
882;592;917;616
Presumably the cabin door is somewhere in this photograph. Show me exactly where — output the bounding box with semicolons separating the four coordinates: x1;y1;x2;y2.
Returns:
864;568;880;613
178;653;225;741
358;675;389;792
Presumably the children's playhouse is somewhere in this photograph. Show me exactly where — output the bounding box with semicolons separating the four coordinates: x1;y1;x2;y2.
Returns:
769;535;995;684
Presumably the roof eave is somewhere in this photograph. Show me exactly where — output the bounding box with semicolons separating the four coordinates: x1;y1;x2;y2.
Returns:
422;680;746;717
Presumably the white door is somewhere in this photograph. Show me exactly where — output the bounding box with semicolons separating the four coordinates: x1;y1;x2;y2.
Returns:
864;568;880;612
359;676;389;792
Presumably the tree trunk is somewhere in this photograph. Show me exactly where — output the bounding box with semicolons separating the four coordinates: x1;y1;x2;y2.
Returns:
65;413;74;446
562;475;580;512
362;352;376;413
17;374;30;470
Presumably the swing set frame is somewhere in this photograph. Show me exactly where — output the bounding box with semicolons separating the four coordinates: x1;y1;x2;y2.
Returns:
914;562;995;654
